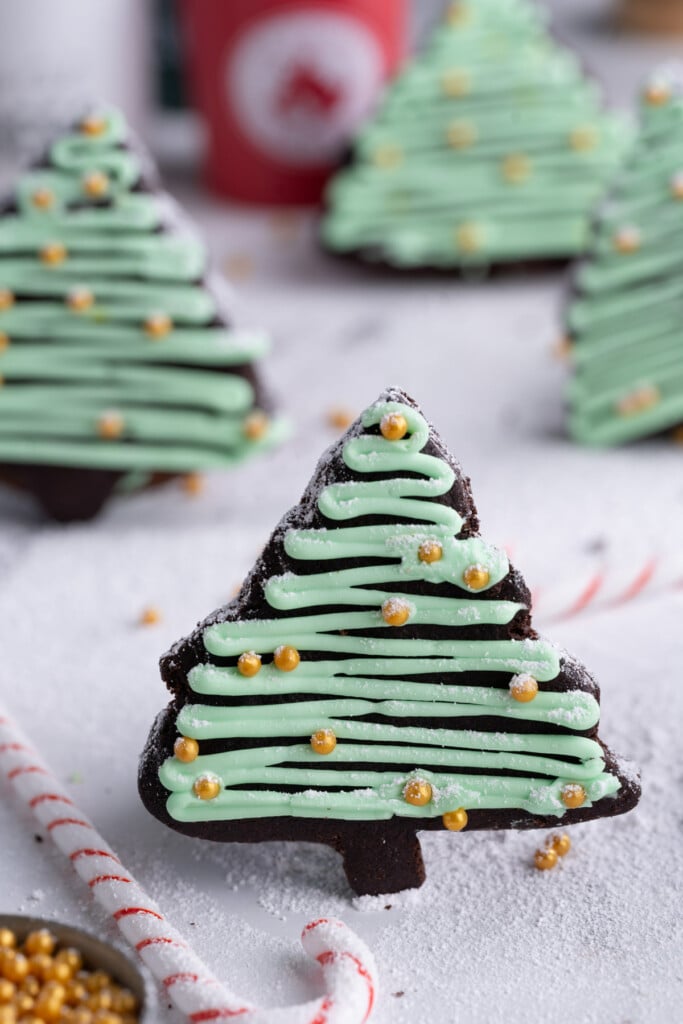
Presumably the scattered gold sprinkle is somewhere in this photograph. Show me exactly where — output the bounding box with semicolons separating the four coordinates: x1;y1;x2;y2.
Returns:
82;171;110;198
403;778;432;806
32;188;55;210
242;410;269;441
380;412;408;441
446;120;476;149
40;242;67;266
174;736;199;763
0;290;14;311
372;144;403;169
613;226;641;254
67;288;94;312
550;832;571;857
502;153;532;184
455;221;483;253
441;69;470;98
326;407;355;431
143;312;172;338
80;114;107;136
644;81;670;106
381;597;411;627
534;847;558;871
273;645;300;672
310;729;337;755
509;673;539;703
193;775;221;800
96;412;124;440
182;472;205;496
442;807;468;831
462;563;490;590
139;606;161;626
616;384;660;417
418;539;443;564
0;333;9;352
569;125;599;151
237;651;262;677
560;783;586;809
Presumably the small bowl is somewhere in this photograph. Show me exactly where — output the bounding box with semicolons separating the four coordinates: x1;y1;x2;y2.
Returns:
0;913;156;1021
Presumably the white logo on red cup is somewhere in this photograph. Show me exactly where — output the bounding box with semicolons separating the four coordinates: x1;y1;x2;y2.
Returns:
229;10;384;167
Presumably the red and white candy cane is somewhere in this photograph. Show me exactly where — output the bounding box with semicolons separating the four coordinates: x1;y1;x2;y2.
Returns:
0;705;377;1024
531;553;683;624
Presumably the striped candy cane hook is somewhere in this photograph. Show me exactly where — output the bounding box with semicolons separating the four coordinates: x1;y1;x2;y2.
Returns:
0;707;377;1024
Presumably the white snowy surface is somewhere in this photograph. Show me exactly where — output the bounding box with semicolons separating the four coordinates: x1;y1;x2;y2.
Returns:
2;3;683;1023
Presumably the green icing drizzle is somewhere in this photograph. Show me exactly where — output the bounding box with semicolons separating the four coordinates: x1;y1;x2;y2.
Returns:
321;0;631;267
160;399;620;824
568;71;683;445
0;107;286;473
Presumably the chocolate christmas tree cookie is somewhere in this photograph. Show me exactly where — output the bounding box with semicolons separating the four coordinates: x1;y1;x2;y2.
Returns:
0;107;285;520
321;0;631;271
567;69;683;445
139;388;639;895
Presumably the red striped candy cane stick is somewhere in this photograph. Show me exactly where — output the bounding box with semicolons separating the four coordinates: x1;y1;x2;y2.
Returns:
531;553;683;624
0;705;377;1024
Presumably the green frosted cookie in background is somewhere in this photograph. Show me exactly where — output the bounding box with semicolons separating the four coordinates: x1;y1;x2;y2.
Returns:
567;68;683;445
0;107;287;520
321;0;632;271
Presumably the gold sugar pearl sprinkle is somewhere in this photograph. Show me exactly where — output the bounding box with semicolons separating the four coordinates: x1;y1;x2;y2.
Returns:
509;673;538;703
80;115;106;136
645;82;670;106
446;121;476;149
455;222;482;253
534;847;558;871
441;69;470;97
550;832;571;857
462;563;490;591
447;1;469;26
380;412;408;441
327;407;354;431
613;226;641;254
24;929;56;958
67;289;94;312
182;472;204;496
273;645;300;672
403;778;433;807
139;606;161;627
442;807;468;831
616;385;659;418
193;774;221;800
554;335;573;362
418;539;443;564
242;410;269;441
82;172;110;199
372;144;402;169
381;597;412;627
40;242;67;266
143;312;172;338
0;290;14;311
569;126;598;152
237;651;262;677
0;333;9;352
0;934;139;1024
502;153;532;184
97;412;124;440
560;783;586;809
174;736;199;763
310;729;337;755
31;189;54;210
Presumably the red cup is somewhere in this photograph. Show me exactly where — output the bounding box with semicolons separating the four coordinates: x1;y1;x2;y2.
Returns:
179;0;406;205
